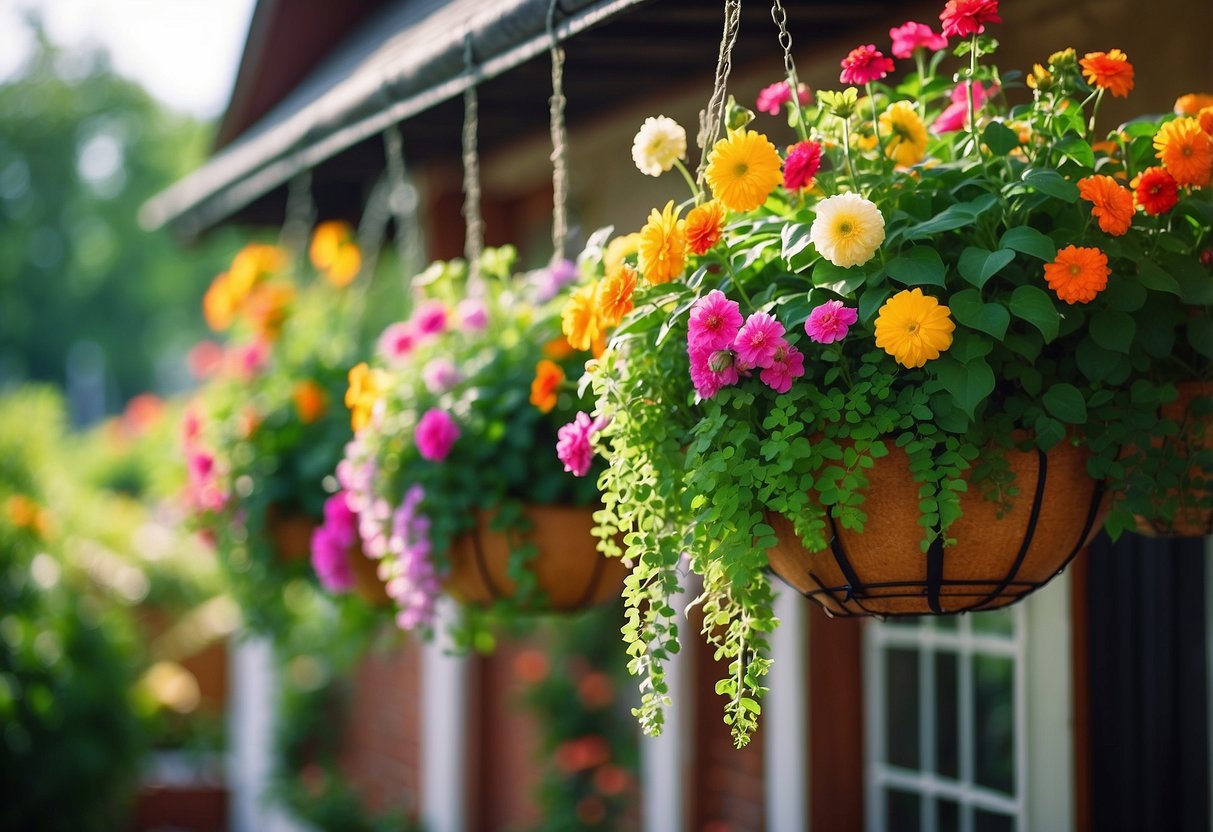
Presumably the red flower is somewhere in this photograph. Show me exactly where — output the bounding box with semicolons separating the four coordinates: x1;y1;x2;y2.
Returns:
939;0;1001;38
839;44;895;85
783;141;823;190
1132;166;1179;215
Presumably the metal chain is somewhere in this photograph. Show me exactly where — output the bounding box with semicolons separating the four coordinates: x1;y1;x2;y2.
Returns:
696;0;742;183
462;34;484;288
279;168;316;257
384;123;422;280
547;0;569;266
770;0;806;135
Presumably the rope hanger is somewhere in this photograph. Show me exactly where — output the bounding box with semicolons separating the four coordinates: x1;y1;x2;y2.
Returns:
461;34;484;289
547;0;569;265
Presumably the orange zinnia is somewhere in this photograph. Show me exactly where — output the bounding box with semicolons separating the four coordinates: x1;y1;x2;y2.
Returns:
543;337;575;360
1154;117;1213;186
685;200;727;255
561;283;601;352
529;360;565;413
1044;246;1109;305
1175;93;1213;116
1199;106;1213;137
598;264;638;328
1080;49;1134;98
293;380;329;424
1077;175;1133;236
1131;166;1179;215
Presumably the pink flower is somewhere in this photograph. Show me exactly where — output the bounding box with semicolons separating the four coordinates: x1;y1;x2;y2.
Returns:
688;345;740;400
760;342;805;394
805;300;859;344
321;491;359;548
839;44;895;86
889;22;948;59
931;81;996;134
687;290;743;352
939;0;1001;39
410;301;448;337
423;358;461;393
311;492;359;593
379;322;418;362
415;409;459;461
457;298;488;331
556;412;603;477
231;340;269;380
533;259;579;302
784;141;823;191
756;81;812;116
734;312;787;369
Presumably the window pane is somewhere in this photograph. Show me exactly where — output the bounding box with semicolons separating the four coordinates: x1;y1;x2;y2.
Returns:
973;654;1016;794
886;788;921;832
933;615;959;632
885;648;920;769
885;616;920;628
972;607;1015;638
938;798;961;832
935;651;959;779
975;808;1016;832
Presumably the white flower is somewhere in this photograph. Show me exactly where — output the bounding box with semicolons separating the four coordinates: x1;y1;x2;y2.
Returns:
631;116;687;177
809;193;886;267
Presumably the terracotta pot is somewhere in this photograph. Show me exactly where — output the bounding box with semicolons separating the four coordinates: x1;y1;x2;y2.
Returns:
347;544;391;607
1133;380;1213;538
265;503;316;562
445;505;627;612
767;440;1108;617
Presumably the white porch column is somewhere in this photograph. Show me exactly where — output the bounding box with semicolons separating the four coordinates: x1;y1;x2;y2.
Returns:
1024;570;1075;831
765;586;809;831
421;597;471;832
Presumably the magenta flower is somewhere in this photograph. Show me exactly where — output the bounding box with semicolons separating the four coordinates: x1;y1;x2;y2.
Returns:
760;342;805;394
940;0;1001;39
423;357;462;393
784;141;823;191
415;409;460;461
756;81;812;116
556;411;603;477
839;44;895;85
379;322;418;362
322;492;359;548
410;300;449;337
457;298;488;331
931;81;996;134
233;340;269;380
687;290;743;352
805;300;859;344
734;312;787;369
889;21;948;59
688;345;740;400
311;492;359;593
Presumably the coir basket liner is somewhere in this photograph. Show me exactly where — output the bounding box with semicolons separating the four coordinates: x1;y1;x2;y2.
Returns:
767;440;1108;617
446;504;626;611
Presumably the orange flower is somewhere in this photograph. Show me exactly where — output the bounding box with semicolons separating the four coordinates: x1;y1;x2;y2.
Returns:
1080;49;1134;98
1200;107;1213;137
1154;117;1213;186
239;405;261;439
1175;93;1213;116
1044;246;1109;305
346;362;388;432
1077;175;1133;236
1131;166;1179;215
243;282;295;340
6;495;37;529
561;283;601;352
529;359;565;413
637;201;687;284
598;264;637;327
228;242;286;301
685;200;726;255
310;221;361;287
543;337;575;360
293;380;329;424
202;273;237;331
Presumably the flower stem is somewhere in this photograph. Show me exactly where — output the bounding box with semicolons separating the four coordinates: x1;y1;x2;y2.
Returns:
867;82;881;150
841;117;860;195
673;158;703;203
914;50;928;118
1087;88;1106;139
721;252;756;311
967;34;981;157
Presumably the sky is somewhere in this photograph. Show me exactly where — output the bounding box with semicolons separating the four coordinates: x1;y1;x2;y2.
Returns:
0;0;257;119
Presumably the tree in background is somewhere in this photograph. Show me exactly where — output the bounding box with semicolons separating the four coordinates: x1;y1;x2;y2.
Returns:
0;18;243;423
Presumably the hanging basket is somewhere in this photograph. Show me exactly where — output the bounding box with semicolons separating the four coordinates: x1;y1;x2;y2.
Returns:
445;504;626;612
767;440;1108;617
266;503;316;562
1133;380;1213;538
347;545;392;607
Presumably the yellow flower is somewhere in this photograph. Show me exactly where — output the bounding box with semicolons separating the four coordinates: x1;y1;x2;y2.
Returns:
809;193;885;268
874;289;955;368
637;200;687;284
1026;63;1053;91
228;243;286;301
704;129;783;213
310;221;362;287
880;101;928;167
561;283;601;352
202;273;237;331
604;232;641;275
345;362;389;433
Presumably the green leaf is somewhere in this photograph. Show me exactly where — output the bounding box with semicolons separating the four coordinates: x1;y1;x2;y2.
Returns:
932;356;994;419
1034;415;1066;450
858;285;892;324
999;226;1057;261
1021;168;1079;202
982;121;1021;155
1090;309;1135;353
1054;135;1096;168
1008;285;1059;342
812;259;867;295
1189;317;1213;359
1076;337;1130;384
1176;267;1213;305
901;194;999;240
957;246;1015;289
886;247;947;287
1101;275;1147;312
948;328;994;364
781;222;814;268
1043;383;1087;424
1135;260;1182;296
949;289;1010;340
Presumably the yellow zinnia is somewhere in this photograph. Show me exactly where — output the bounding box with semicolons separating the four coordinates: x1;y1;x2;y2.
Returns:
561;283;602;352
874;288;955;368
704;129;783;213
879;101;928;167
598;263;637;327
637;200;687;284
345;362;388;432
604;232;642;275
